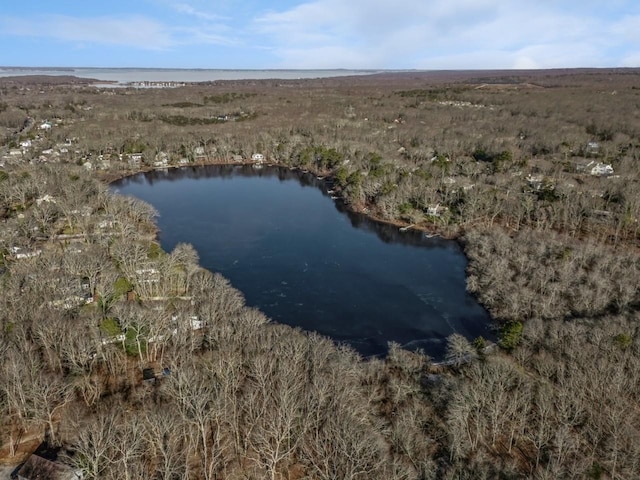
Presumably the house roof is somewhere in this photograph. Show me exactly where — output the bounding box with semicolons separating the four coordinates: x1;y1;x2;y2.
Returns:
16;454;82;480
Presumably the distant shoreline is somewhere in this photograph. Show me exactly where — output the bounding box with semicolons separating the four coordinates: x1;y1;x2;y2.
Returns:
0;67;388;84
2;66;638;85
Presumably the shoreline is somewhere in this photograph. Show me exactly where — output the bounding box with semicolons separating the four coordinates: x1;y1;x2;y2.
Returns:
101;158;461;242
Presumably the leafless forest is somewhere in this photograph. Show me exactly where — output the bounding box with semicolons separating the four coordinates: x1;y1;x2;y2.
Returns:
1;69;640;479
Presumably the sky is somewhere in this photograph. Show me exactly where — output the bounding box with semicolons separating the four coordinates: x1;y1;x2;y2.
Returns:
0;0;638;70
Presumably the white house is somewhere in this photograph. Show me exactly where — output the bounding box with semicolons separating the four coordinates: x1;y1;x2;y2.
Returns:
251;153;265;163
426;204;448;217
39;121;52;131
586;141;600;153
155;151;169;166
154;158;169;168
128;153;143;167
36;194;56;206
10;246;42;259
19;139;32;149
589;161;614;176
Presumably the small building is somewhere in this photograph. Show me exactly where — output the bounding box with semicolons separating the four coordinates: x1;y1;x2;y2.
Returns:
193;147;206;160
39;122;52;131
586;141;600;154
526;174;545;190
36;194;56;206
135;267;160;284
154;151;169;167
426;204;448;217
589;162;614;176
10;246;42;260
251;153;265;163
142;367;157;384
128;153;143;167
190;315;204;331
154;158;169;168
15;454;83;480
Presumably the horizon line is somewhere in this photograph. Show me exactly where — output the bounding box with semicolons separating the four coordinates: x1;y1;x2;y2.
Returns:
2;66;639;72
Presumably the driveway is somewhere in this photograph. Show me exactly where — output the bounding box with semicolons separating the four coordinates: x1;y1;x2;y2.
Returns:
0;465;17;479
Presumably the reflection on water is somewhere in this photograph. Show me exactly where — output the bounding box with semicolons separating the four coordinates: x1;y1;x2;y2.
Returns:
113;165;493;359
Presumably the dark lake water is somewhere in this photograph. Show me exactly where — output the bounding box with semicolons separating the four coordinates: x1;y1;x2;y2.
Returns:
112;165;493;359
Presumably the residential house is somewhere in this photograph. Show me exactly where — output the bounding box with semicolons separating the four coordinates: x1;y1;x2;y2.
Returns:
135;267;160;284
586;141;600;154
251;153;265;163
128;153;143;167
15;454;83;480
9;246;42;260
426;204;448;217
39;121;52;131
154;152;169;168
194;147;206;160
526;174;545;190
589;161;614;176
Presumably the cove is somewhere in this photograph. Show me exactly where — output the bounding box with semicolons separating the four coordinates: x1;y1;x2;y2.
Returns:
112;165;493;359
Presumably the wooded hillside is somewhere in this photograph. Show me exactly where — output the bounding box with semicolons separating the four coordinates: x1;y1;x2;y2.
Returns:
1;69;639;479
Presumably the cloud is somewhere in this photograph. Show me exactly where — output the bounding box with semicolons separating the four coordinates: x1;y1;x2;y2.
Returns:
171;2;226;21
0;14;174;50
252;0;639;68
0;12;238;51
173;26;237;47
1;1;636;69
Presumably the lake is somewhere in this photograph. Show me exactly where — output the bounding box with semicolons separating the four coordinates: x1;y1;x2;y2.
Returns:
112;165;493;359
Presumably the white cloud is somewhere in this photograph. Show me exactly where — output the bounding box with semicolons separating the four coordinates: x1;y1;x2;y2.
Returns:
173;25;237;47
171;2;226;21
0;12;238;51
252;0;639;68
1;14;174;50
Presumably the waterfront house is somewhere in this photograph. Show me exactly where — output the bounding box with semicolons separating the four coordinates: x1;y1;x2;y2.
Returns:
194;146;206;160
589;161;614;176
15;454;83;480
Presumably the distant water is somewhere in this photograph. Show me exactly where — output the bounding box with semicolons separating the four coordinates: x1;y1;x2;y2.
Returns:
0;67;383;84
112;165;493;359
